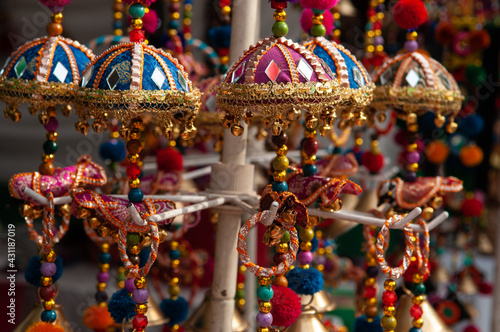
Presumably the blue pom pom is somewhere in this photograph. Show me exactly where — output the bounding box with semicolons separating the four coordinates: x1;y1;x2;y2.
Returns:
108;288;136;323
459;114;484;138
99;140;126;162
287;267;324;295
160;297;189;326
310;234;319;252
353;315;383;332
25;256;63;287
208;26;231;49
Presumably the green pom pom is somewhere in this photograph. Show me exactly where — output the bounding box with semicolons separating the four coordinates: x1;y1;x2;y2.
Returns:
465;65;487;86
272;21;289;37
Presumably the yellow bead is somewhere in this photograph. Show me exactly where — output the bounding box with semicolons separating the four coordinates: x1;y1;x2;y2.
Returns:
237;282;244;290
97;282;106;292
366;297;377;306
169;284;181;297
171;12;180;20
304;130;317;138
383;305;396;316
276;145;288;156
303;154;317;165
46;131;58;141
184;18;191;25
237;298;245;307
114;29;123;36
276;242;288;253
101;243;110;253
131;18;143;29
413;318;424;328
259;301;272;313
42;250;57;263
98;226;110;237
311;14;324;25
135;303;148;315
272;156;289;171
365;278;376;287
376;45;384;53
258;328;270;332
273;9;286;22
118;281;125;289
300;241;312;251
299;228;314;242
40;276;53;287
407;143;418;152
258;276;271;285
44;299;56;310
171;241;179;250
239;265;247;273
221;5;231;15
129;244;142;255
366;45;375;53
134;277;147;289
171;259;180;268
381;315;397;330
129;178;141;189
384;279;396;291
52;12;63;23
273;170;287;182
412;295;424;305
430;196;443;209
128;153;140;163
100;263;110;272
114;12;123;20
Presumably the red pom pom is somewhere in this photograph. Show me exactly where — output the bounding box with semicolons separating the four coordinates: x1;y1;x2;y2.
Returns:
464;325;480;332
469;30;491;51
270;285;302;327
123;0;156;6
83;305;115;329
393;0;427;30
402;258;430;282
156;148;183;172
300;8;334;35
361;151;384;173
300;0;339;10
435;22;456;45
39;0;71;9
478;281;493;295
461;198;483;217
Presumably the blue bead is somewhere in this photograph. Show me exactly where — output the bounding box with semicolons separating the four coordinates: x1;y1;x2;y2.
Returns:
409;328;423;332
43;140;58;154
114;21;123;29
272;181;288;192
41;310;57;322
169;21;180;30
257;285;273;301
303;164;317;177
128;188;144;203
129;3;145;18
98;252;111;264
169;249;181;260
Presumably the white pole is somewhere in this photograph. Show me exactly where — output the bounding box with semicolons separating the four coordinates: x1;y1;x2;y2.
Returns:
493;206;500;332
243;212;257;332
209;1;259;330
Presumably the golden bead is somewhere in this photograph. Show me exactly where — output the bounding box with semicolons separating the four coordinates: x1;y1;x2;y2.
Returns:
114;12;123;20
381;315;397;330
300;264;310;269
40;276;53;287
366;297;377;306
273;170;287;182
129;244;142;255
129;130;141;140
259;301;272;313
135;303;148;315
304;130;317;139
366;45;375;53
258;276;271;285
98;226;110;237
46;131;58;141
221;5;231;15
159;229;168;243
430;196;443;209
141;235;152;247
44;299;56;310
311;14;324;25
412;273;424;284
303;154;317;165
365;278;376;287
407;113;417;124
169;284;181;297
276;145;288;156
171;12;180;20
171;241;179;250
114;29;123;36
171;259;180;269
128;153;140;163
329;198;343;211
97;282;106;292
129;178;141;189
239;265;246;273
273;9;287;22
237;282;244;290
237;298;245;308
101;243;110;253
100;263;110;272
134;277;147;289
272;155;289;171
446;121;458;134
412;295;424;305
408;163;419;172
384;279;396;291
305;116;319;130
365;305;378;318
43;250;57;263
131;18;143;29
413;318;424;328
276;242;288;253
231;124;244;136
299;227;314;242
421;206;434;220
258;328;270;332
41;153;55;163
300;241;312;251
383;305;396;316
52;12;63;23
434;114;445;127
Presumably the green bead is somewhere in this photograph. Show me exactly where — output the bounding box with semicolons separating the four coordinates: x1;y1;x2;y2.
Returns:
312;9;325;15
117;274;126;282
412;283;426;296
43;140;58;154
311;24;326;37
380;315;397;330
129;3;145;18
280;231;290;243
219;64;229;74
235;289;245;299
184;12;193;19
272;21;288;37
257;285;273;301
127;233;141;245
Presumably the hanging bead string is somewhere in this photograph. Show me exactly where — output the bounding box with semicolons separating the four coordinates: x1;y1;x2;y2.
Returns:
168;0;183;54
39;106;59;176
365;0;385;54
113;0;124;36
272;226;291;288
361;225;381;322
167;240;182;331
271;129;289;193
129;1;147;43
183;0;193;42
409;218;429;332
271;0;289;38
331;5;341;42
217;0;231;74
375;215;415;332
302;114;320;177
236;263;246;310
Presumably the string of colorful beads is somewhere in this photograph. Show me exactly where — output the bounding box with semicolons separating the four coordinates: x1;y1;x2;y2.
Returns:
167;240;182;331
331;6;341;42
410;272;425;331
235;264;246;310
117;266;126;289
271;0;289;38
39;106;58;176
271;130;289;193
39;249;58;324
218;0;231;74
366;0;385;54
183;0;193;41
125;117;145;203
298;223;315;270
362;226;379;322
128;1;147;43
95;243;111;305
257;276;274;332
113;0;124;36
302;114;319;177
272;228;291;288
381;279;398;331
310;8;326;37
403;124;419;182
168;0;183;54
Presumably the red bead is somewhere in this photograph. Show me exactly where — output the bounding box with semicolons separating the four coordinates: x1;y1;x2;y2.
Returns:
382;290;397;306
410;304;423;319
367;8;376;16
127;164;141;179
218;48;230;56
273;253;287;265
237;273;245;284
464;326;480;332
374;22;383;30
271;0;287;10
130;29;145;43
363;286;376;298
133;314;148;328
168;267;180;278
302;138;319;156
39;286;56;300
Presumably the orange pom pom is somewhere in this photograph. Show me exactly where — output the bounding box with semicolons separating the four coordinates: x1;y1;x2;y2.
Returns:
460;145;483;167
469;30;491;51
435;22;456;45
27;322;65;332
425;141;449;164
82;305;115;329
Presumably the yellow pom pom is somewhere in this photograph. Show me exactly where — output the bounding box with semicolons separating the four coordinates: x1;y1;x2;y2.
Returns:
82;305;115;329
460;145;483;167
27;322;65;332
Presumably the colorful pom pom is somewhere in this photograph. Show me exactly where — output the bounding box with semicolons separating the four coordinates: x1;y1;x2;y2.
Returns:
38;0;71;10
434;22;456;45
459;145;483;167
300;8;334;35
353;315;383;332
270;285;302;327
142;9;159;34
99;140;126;162
361;151;385;174
27;322;65;332
108;288;136;323
83;305;115;329
25;256;63;287
157;148;183;172
287;267;324;295
468;30;491;51
122;0;157;6
160;297;189;326
425;141;450;164
299;0;339;10
461;198;483;217
393;0;427;30
209;26;232;49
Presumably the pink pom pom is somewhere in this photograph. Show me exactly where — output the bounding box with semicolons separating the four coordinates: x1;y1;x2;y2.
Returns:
38;0;71;10
122;0;157;6
300;0;339;10
143;9;159;34
270;285;301;327
300;8;334;35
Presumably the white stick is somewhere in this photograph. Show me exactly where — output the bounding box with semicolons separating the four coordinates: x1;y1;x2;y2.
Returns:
230;198;259;215
425;211;449;231
22;187;72;205
127;203;146;226
392;208;422;228
183;166;212;180
148;197;227;223
113;194;209;203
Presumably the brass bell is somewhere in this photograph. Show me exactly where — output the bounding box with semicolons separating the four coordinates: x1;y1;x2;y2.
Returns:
477;232;494;255
394;292;452;332
300;290;336;314
457;274;478;296
431;264;449;284
122;289;169;329
13;301;74;332
286;307;330;332
184;291;249;332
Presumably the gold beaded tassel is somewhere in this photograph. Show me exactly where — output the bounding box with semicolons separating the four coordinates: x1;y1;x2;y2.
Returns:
39;106;59;176
124;117;145;204
95;243;111;306
380;279;398;331
236;265;246;310
39;249;59;325
271;128;290;193
256;276;273;332
361;226;380;321
113;0;124;36
167;240;182;331
409;272;425;330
